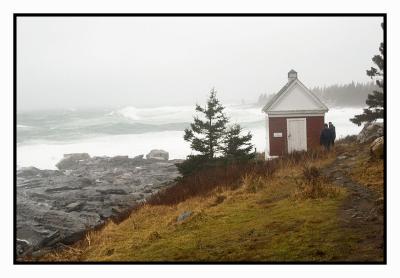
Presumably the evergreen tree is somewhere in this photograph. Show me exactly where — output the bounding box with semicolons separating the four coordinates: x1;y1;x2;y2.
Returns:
222;124;254;159
350;23;384;126
184;88;228;159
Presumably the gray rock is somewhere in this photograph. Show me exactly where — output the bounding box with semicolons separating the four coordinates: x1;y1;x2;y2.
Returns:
56;153;91;170
370;136;384;158
66;202;85;212
375;197;384;206
99;208;113;219
31;248;52;259
96;189;128;195
357;122;384;143
146;149;169;160
16;152;181;257
177;211;192;222
17;167;42;178
16;239;32;256
40;231;62;248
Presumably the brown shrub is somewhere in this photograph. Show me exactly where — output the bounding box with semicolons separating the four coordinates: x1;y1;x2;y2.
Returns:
302;165;321;182
147;159;279;206
293;165;340;199
277;148;329;169
337;135;358;144
242;173;266;193
214;195;226;205
147;231;161;241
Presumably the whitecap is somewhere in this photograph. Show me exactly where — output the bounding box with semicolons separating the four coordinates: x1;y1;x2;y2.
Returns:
17;124;33;129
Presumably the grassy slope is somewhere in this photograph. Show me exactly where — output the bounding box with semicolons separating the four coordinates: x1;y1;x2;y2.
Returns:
43;144;383;262
347;143;384;198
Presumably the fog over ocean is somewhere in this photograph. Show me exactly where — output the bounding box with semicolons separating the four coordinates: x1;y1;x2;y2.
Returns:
17;105;364;170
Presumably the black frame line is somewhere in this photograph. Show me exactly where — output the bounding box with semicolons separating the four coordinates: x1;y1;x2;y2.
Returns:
13;13;387;265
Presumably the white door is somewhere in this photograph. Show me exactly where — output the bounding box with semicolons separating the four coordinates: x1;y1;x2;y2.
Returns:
287;118;307;153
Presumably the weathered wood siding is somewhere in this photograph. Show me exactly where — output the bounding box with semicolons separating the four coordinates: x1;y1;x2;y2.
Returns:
268;116;324;156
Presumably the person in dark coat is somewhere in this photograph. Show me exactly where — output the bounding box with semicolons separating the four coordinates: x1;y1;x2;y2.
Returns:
320;124;332;150
329;122;336;146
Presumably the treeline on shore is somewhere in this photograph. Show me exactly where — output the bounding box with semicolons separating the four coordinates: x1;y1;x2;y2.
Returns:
256;81;377;108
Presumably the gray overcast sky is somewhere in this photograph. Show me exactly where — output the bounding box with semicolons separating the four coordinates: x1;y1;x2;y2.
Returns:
17;16;383;111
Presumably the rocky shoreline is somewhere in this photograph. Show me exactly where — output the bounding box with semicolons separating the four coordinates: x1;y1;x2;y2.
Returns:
16;150;181;258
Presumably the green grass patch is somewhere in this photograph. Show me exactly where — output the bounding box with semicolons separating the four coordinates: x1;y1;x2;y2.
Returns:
71;186;358;262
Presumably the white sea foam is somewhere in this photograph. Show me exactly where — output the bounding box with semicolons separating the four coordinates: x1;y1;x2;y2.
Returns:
17;124;33;129
114;104;264;124
115;105;194;123
17;130;190;170
325;107;365;138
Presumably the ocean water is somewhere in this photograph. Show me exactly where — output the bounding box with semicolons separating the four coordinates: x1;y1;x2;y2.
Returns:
17;105;364;170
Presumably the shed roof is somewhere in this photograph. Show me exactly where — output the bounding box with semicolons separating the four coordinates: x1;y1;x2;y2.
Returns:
262;78;328;114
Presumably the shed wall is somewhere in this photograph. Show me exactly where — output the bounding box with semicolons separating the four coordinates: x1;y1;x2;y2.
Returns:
306;116;325;149
268;115;325;156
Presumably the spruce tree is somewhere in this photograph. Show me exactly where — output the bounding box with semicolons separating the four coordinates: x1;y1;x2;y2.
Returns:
184;88;228;159
350;23;384;126
222;124;254;159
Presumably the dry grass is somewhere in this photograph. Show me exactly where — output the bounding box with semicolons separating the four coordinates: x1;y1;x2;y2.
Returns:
242;173;267;193
147;148;333;207
292;165;342;200
147;159;279;206
334;140;384;197
37;147;367;262
350;155;384;197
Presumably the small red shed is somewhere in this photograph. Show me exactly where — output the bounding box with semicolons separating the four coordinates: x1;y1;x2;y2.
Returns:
262;70;329;158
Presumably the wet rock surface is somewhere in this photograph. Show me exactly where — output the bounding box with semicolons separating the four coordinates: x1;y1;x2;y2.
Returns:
16;153;182;257
370;136;384;159
146;149;169;160
357;122;383;143
177;211;192;222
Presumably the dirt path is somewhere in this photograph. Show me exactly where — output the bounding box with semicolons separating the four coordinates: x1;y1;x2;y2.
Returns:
322;149;384;261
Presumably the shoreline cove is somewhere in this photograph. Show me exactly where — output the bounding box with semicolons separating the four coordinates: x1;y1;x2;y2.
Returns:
17;106;364;170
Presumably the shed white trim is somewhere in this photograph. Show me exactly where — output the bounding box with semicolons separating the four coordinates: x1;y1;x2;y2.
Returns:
268;112;325;117
262;78;328;114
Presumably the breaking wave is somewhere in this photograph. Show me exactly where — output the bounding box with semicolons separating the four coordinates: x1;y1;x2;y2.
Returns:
113;104;264;124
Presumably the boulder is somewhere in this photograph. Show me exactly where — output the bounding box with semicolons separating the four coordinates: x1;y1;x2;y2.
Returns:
370;136;384;158
133;154;144;160
146;149;169;160
357;122;383;143
109;156;130;166
39;230;62;248
56;153;90;170
16;239;32;256
17;167;42;178
63;153;91;160
177;211;192;222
